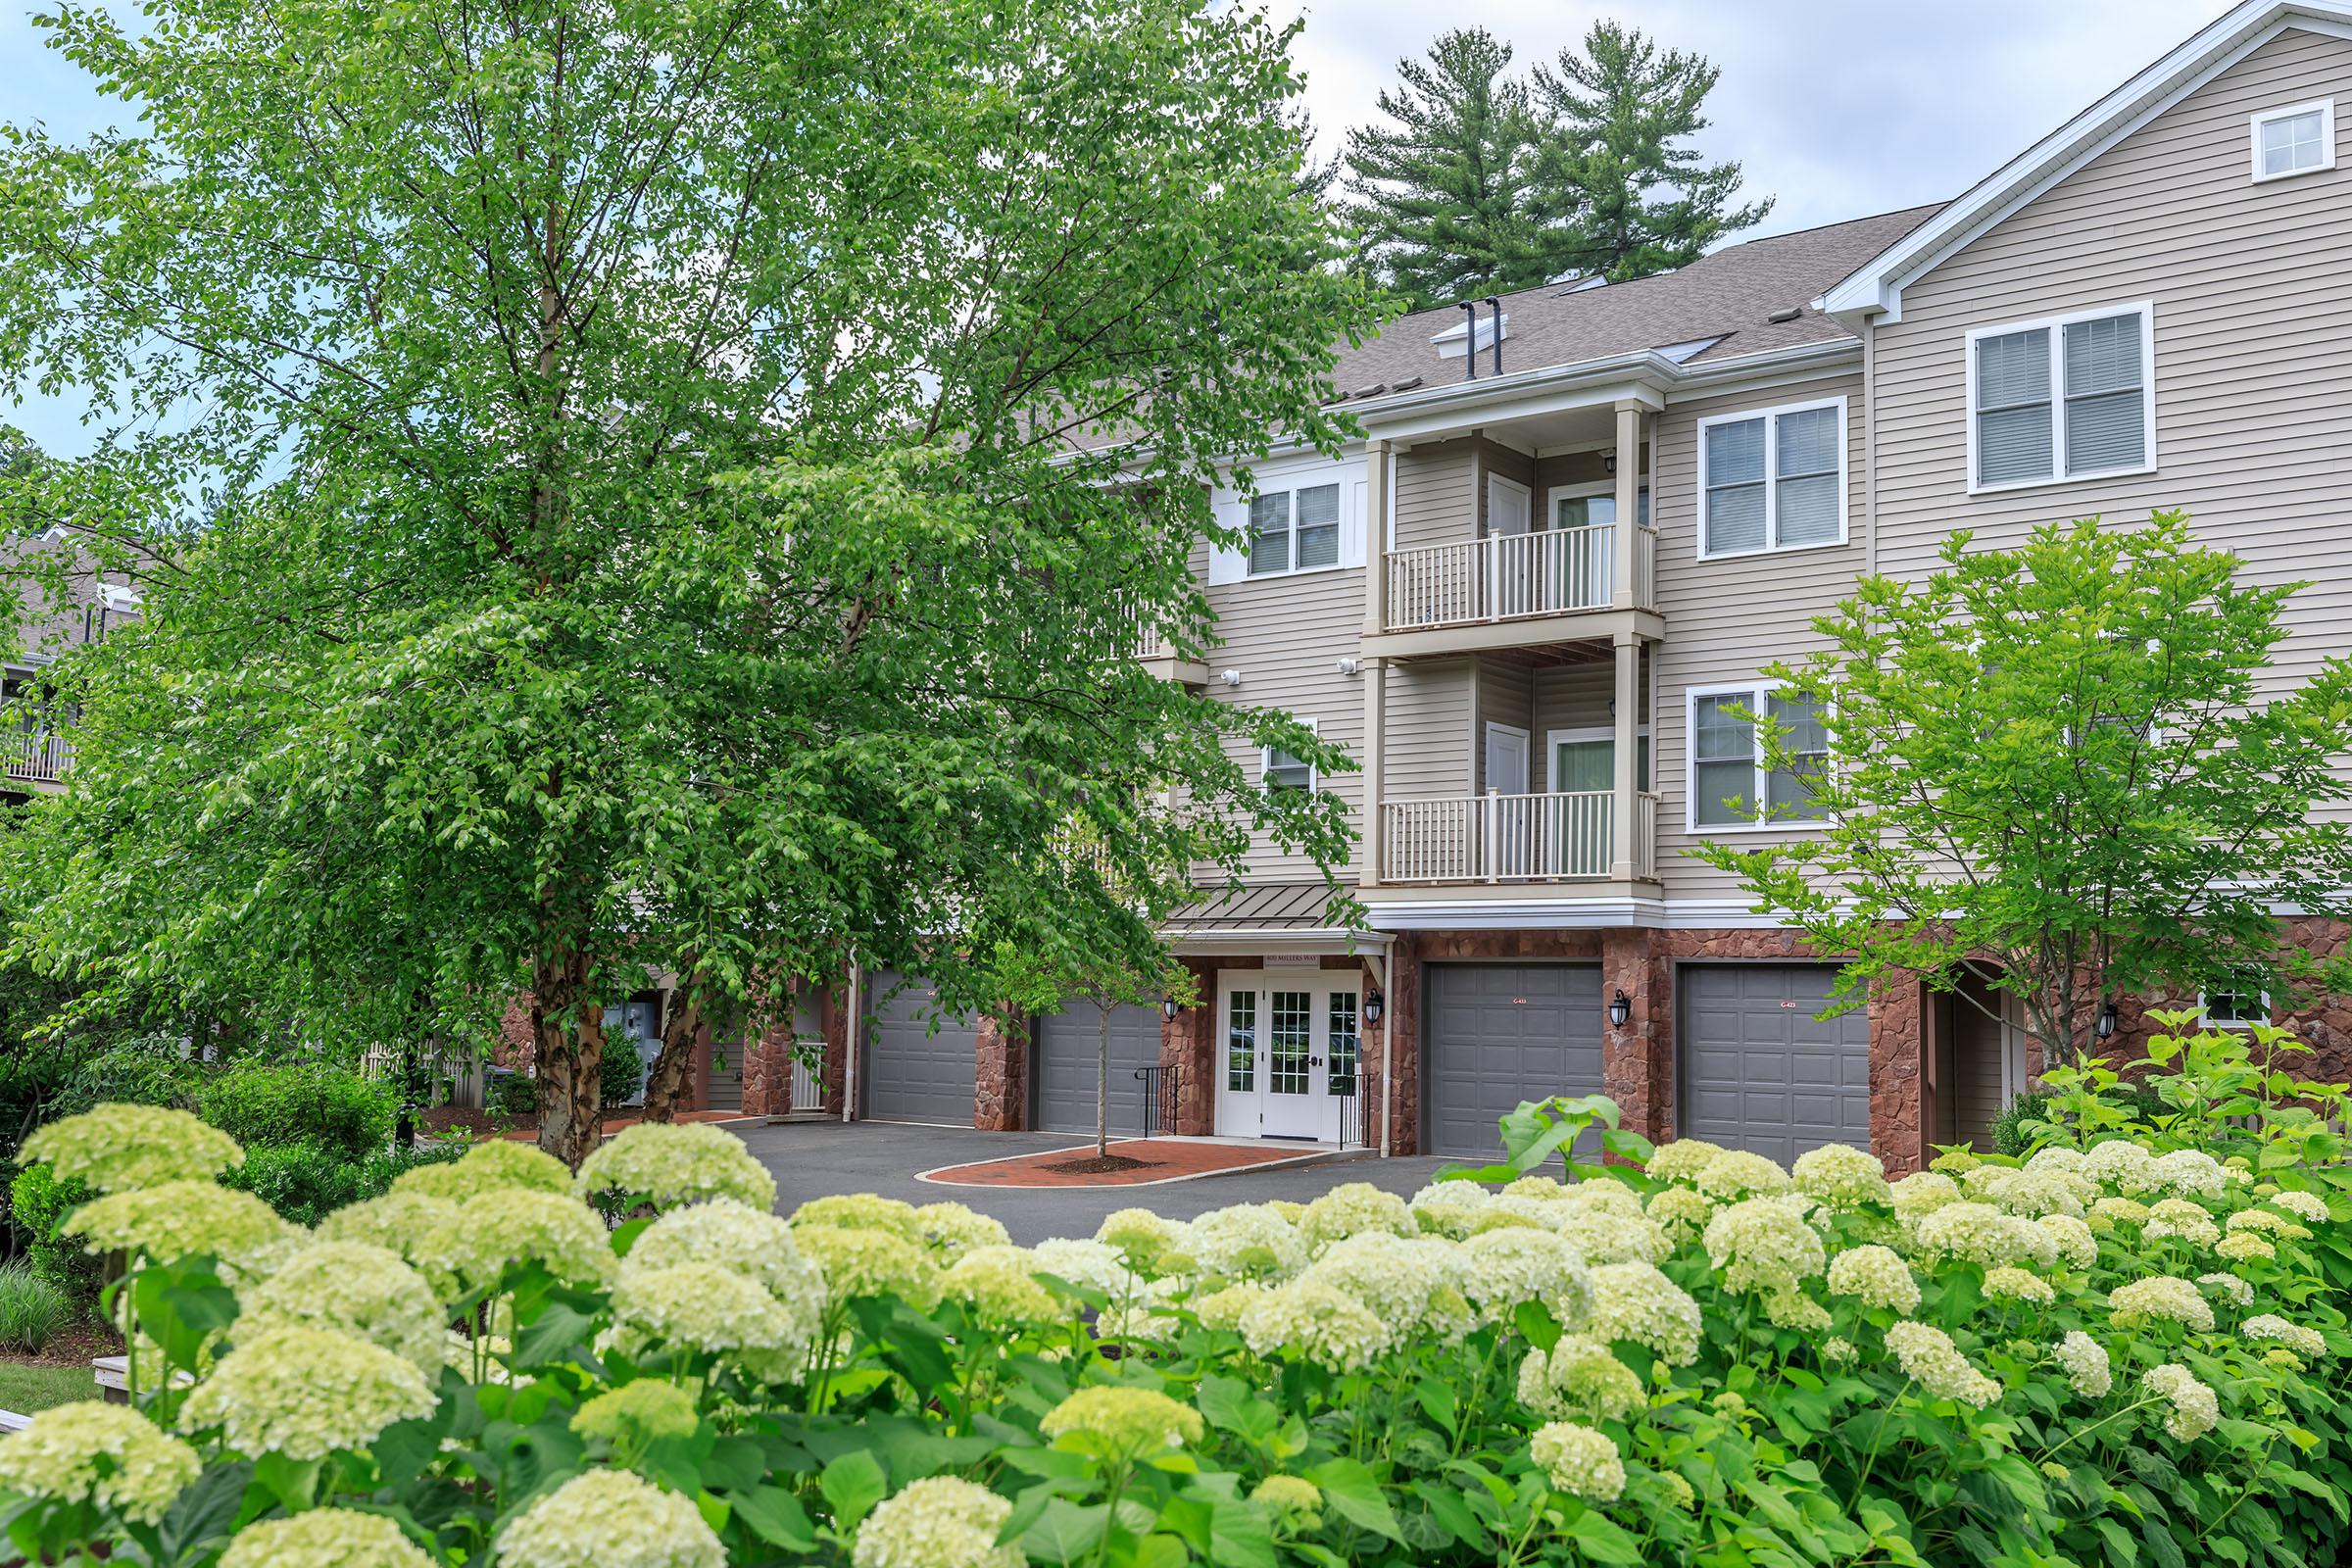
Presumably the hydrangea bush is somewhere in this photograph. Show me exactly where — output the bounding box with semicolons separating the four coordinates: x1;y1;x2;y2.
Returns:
3;1041;2349;1568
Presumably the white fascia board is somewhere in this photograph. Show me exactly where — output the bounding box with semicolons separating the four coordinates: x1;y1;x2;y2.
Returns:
1818;2;2352;320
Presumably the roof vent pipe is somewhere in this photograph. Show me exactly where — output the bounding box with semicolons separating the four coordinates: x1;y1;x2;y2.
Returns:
1485;295;1503;375
1458;301;1479;380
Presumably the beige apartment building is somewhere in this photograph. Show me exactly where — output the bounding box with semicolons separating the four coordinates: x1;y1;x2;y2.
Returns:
746;0;2352;1171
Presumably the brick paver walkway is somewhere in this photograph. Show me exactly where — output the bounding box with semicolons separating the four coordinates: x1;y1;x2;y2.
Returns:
918;1138;1331;1188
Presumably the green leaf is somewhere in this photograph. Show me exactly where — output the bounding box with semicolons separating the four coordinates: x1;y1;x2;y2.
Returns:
1019;1498;1110;1565
820;1450;890;1533
1302;1457;1404;1544
2093;1518;2138;1567
1203;1498;1277;1568
730;1485;817;1550
1565;1509;1645;1565
509;1302;596;1368
1513;1298;1562;1353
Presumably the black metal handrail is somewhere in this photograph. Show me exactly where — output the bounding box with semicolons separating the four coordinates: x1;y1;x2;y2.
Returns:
1133;1063;1184;1138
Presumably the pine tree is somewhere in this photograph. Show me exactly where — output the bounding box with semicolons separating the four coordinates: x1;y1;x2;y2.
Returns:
1533;22;1771;282
1341;29;1554;311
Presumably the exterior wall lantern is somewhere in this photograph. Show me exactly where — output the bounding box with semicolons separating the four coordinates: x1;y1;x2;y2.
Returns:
1607;989;1632;1029
1161;998;1182;1023
2095;1001;2119;1041
1363;992;1384;1026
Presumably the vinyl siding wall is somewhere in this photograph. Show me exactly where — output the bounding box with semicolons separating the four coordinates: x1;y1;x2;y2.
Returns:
1648;371;1868;902
1873;24;2352;728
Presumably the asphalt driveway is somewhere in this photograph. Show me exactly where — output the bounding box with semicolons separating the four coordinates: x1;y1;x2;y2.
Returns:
733;1118;1452;1244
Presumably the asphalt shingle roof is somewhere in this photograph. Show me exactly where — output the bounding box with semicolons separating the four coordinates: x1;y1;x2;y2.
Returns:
1322;204;1946;402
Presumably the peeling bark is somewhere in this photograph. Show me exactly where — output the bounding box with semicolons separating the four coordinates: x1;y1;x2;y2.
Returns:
641;987;705;1123
533;949;608;1170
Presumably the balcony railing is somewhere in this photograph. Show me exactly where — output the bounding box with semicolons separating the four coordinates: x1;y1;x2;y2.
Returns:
4;730;72;786
1133;622;1167;660
1380;788;1661;884
1383;524;1656;632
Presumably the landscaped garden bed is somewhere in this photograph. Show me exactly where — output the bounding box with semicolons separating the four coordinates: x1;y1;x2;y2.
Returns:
0;1016;2344;1567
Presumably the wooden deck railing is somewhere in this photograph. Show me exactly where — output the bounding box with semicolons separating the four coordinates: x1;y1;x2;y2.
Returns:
3;730;72;785
1383;525;1656;631
1379;789;1663;884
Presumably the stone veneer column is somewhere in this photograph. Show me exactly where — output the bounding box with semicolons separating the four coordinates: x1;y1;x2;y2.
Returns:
1599;928;1668;1145
1168;957;1219;1136
974;1013;1027;1131
1869;977;1928;1175
738;1020;797;1117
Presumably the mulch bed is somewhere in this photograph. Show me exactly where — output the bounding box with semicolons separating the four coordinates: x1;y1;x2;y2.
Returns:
1042;1154;1152;1175
0;1323;120;1369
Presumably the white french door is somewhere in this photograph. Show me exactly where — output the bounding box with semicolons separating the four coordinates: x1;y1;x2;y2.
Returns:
1214;971;1363;1142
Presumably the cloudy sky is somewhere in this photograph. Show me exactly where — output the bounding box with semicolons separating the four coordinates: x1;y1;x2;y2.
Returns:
2;0;2233;453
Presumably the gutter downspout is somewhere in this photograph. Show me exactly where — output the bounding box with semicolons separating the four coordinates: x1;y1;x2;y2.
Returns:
842;965;862;1123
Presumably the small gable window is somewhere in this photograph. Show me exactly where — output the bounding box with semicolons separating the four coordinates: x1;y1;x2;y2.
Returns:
2251;100;2334;182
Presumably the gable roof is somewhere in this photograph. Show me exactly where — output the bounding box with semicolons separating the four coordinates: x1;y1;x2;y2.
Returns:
1819;0;2352;319
1322;205;1943;408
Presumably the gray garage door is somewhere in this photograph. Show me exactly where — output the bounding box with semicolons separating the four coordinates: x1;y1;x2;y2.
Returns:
1033;1003;1161;1135
1425;962;1604;1158
862;970;976;1125
705;1032;744;1113
1679;964;1871;1164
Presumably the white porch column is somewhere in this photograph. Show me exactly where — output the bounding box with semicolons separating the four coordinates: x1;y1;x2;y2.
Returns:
1609;630;1640;883
1362;439;1392;637
1361;656;1387;886
1611;402;1641;609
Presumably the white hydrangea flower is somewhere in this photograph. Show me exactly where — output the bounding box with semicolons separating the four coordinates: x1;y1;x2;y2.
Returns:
1238;1279;1390;1373
1644;1186;1715;1244
2269;1190;2328;1224
2197;1271;2254;1306
1694;1151;1791;1202
796;1226;943;1310
2024;1147;2087;1176
1888;1171;1963;1215
2148;1150;2228;1200
1187;1282;1264;1331
1974;1167;2090;1219
918;1202;1015;1259
625;1197;826;1318
2082;1140;2160;1192
1905;1201;2057;1270
1032;1239;1142;1301
1301;1233;1473;1344
2215;1232;2275;1263
1516;1336;1643;1422
235;1241;445;1374
1762;1290;1832;1332
2140;1364;2218;1443
853;1476;1023;1568
1530;1421;1626;1502
219;1508;436;1568
2036;1214;2099;1270
1298;1183;1417;1248
1186;1204;1309;1281
497;1467;725;1568
0;1400;200;1524
791;1194;925;1240
2089;1196;2152;1229
1461;1228;1594;1329
1981;1266;2055;1306
1792;1145;1891;1207
1825;1246;1921;1314
412;1190;617;1298
575;1122;778;1213
178;1325;436;1460
1884;1321;2001;1408
2145;1200;2221;1248
316;1191;462;1264
1642;1140;1726;1184
1820;1336;1857;1365
2223;1207;2293;1235
612;1261;819;1367
941;1246;1061;1329
64;1181;292;1269
2108;1276;2215;1332
1550;1206;1672;1267
2243;1314;2328;1357
2054;1331;2111;1397
1557;1181;1647;1219
1408;1186;1493;1239
1586;1262;1702;1366
1703;1199;1827;1295
393;1140;572;1201
21;1105;243;1193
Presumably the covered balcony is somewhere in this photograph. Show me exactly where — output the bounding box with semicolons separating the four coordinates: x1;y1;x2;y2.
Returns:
1359;397;1660;661
1380;787;1657;883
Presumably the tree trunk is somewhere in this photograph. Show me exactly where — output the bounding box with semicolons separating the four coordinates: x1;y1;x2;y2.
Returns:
533;949;607;1170
641;987;705;1124
1098;1002;1110;1159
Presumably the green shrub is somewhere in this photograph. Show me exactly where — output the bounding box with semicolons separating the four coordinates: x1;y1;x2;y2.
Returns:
0;1258;71;1353
217;1137;463;1228
194;1060;395;1162
600;1040;644;1110
4;1164;100;1304
47;1033;200;1120
486;1068;535;1118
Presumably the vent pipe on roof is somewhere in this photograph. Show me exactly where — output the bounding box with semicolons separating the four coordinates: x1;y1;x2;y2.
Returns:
1485;295;1503;376
1458;301;1479;380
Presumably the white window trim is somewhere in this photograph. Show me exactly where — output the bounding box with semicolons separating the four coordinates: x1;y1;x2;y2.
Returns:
1683;681;1831;835
1261;717;1319;794
2249;98;2336;183
1544;479;1652;532
1544;724;1650;793
1964;302;2156;496
1692;396;1849;561
1244;479;1348;581
2199;982;2271;1031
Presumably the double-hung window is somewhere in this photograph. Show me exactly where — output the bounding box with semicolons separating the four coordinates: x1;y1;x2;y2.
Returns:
1247;482;1341;576
2251;100;2334;181
1696;398;1846;558
1969;304;2153;491
2200;974;2269;1030
1262;718;1319;793
1688;683;1829;830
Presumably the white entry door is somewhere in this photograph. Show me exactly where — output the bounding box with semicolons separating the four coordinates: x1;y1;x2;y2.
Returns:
1214;971;1363;1142
1485;722;1529;795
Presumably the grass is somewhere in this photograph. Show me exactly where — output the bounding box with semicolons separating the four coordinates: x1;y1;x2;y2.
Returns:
0;1360;94;1416
0;1261;71;1354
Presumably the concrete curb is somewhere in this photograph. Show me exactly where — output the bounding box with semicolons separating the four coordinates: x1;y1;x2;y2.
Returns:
913;1144;1365;1190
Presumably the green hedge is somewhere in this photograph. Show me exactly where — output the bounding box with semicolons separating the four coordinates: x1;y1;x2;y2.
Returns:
194;1060;397;1162
217;1140;460;1228
4;1163;100;1303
